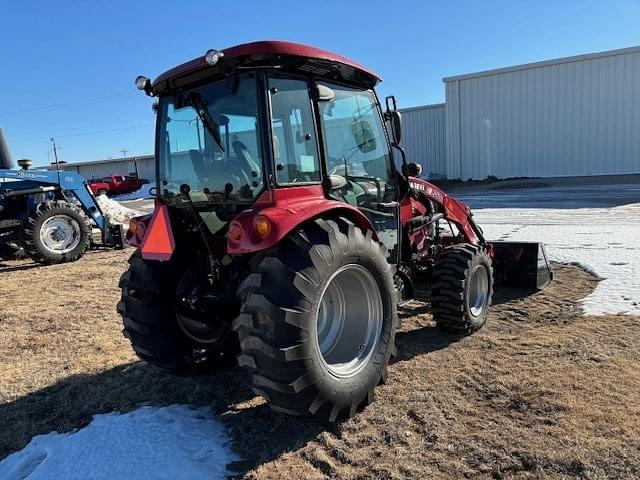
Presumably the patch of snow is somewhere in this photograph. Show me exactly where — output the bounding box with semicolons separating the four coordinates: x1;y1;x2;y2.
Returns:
474;203;640;316
112;182;156;201
95;194;144;225
0;405;238;480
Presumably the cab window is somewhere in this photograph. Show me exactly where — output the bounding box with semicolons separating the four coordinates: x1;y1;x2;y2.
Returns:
317;82;396;206
317;82;399;262
268;76;321;184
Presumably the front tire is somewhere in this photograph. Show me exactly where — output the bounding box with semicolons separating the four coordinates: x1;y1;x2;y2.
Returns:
23;200;91;264
431;244;493;333
233;217;397;422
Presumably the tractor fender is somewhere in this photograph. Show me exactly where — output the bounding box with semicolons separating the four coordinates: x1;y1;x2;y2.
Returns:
227;186;377;255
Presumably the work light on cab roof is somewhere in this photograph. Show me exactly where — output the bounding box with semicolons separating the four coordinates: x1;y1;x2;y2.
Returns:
204;49;224;66
135;75;152;95
135;48;222;97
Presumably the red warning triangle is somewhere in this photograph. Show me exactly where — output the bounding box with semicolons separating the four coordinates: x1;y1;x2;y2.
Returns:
141;202;175;261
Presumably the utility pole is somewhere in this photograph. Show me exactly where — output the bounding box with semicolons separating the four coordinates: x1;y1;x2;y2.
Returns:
120;148;129;158
50;137;60;170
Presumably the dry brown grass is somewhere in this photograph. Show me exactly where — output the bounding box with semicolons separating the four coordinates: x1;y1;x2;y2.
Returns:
1;250;639;479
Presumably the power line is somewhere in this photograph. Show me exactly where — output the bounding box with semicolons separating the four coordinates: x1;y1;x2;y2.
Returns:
10;124;154;142
0;92;137;117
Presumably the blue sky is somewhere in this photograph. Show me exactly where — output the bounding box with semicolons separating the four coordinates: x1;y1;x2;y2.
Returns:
1;0;640;166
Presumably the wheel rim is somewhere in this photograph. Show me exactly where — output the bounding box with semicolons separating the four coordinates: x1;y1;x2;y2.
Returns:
468;265;489;317
316;264;383;378
39;215;81;254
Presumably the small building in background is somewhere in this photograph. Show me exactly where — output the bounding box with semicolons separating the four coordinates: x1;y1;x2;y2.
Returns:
402;45;640;180
46;155;155;182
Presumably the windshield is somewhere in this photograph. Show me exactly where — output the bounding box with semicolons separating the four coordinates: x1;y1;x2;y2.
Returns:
157;73;264;205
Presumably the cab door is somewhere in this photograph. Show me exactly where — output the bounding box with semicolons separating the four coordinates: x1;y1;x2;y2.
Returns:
315;82;400;263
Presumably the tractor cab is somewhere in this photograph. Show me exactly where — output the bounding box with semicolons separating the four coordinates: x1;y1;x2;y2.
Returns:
136;41;405;261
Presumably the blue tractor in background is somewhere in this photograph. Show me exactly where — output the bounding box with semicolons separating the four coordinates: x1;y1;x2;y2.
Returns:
0;129;124;264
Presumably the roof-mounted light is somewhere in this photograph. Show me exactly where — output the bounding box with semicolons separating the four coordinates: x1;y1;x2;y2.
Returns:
135;75;150;90
204;49;224;66
135;75;154;97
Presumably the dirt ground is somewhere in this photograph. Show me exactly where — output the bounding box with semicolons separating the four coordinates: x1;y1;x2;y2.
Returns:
1;249;639;479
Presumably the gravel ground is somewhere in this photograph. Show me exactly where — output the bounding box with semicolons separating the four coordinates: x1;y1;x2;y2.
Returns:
1;249;639;479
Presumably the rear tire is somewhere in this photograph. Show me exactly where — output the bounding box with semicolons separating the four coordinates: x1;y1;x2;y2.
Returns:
23;200;91;264
431;244;493;333
117;251;235;373
233;217;397;422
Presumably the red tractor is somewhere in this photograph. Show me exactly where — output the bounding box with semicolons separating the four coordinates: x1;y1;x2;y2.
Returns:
120;41;551;422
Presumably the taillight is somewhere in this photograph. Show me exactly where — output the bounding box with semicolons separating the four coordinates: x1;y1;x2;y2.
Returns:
228;221;244;242
253;215;271;238
136;221;147;240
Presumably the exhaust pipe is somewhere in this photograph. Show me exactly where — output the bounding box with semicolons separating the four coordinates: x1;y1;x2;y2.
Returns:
17;159;32;170
0;129;16;170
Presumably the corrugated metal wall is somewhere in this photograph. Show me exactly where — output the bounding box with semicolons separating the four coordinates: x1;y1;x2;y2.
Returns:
400;104;446;177
445;46;640;179
53;156;156;182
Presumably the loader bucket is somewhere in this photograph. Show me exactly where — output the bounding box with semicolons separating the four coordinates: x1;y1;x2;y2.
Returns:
489;241;553;290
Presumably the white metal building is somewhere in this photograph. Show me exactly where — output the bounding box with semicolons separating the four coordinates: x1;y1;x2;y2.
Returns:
45;155;155;182
400;104;446;178
403;45;640;180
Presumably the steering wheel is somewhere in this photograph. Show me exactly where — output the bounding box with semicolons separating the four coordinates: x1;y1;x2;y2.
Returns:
290;171;314;183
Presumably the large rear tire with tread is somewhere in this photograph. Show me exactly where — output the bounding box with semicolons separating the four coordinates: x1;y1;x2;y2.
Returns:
431;244;493;334
23;200;91;264
118;251;235;373
233;217;397;422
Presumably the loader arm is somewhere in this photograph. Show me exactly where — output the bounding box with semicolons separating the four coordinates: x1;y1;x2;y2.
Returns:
0;168;106;230
403;176;552;290
405;176;484;245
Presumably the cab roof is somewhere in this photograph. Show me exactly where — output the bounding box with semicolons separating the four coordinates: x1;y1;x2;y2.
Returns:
152;40;381;92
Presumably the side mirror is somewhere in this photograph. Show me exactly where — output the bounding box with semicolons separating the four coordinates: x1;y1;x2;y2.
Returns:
384;95;402;145
388;110;402;145
314;84;335;102
402;162;422;177
351;120;377;153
